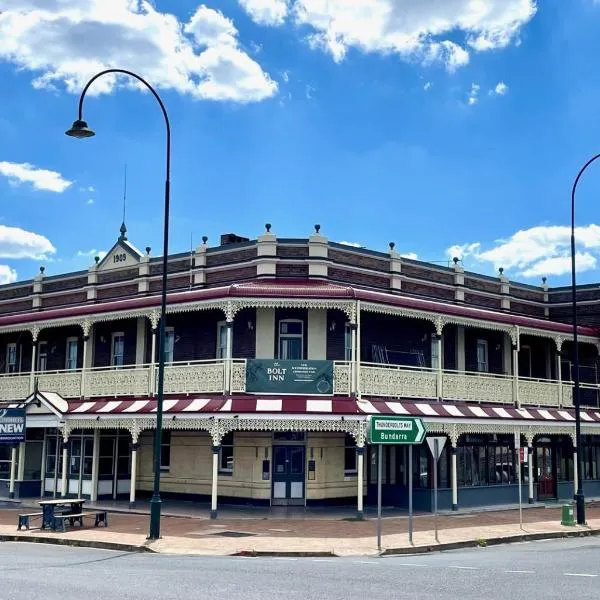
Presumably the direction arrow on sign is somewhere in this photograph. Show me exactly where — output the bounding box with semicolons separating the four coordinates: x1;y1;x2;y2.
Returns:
368;416;426;445
426;436;446;461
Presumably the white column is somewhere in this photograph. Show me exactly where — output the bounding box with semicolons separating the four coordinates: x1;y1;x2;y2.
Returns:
150;327;157;395
435;334;443;399
357;446;364;518
456;326;466;372
211;444;219;519
8;445;17;498
60;438;68;497
503;333;513;376
40;433;47;498
351;323;357;396
356;301;362;397
129;439;139;508
29;340;37;394
557;351;563;407
224;321;233;394
528;444;534;504
573;447;578;502
451;446;458;510
512;343;520;407
17;441;25;481
90;429;100;502
81;335;89;398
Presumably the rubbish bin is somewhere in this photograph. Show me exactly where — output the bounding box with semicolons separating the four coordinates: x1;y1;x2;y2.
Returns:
561;503;575;526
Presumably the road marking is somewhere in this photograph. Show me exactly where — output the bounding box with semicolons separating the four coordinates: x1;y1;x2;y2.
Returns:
273;557;297;561
312;559;334;563
355;561;378;565
505;570;535;574
449;566;478;570
564;573;597;578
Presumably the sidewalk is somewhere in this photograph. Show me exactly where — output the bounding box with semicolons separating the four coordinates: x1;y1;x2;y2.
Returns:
0;503;598;557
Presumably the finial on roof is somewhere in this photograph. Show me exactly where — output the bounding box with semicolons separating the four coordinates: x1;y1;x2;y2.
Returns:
265;223;271;233
314;224;321;234
498;267;504;275
39;266;45;274
453;257;459;265
145;246;151;255
389;242;395;251
542;276;547;285
202;235;208;244
94;255;100;264
119;221;127;242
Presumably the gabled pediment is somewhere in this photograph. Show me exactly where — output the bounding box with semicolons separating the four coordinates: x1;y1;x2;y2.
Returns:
96;222;143;272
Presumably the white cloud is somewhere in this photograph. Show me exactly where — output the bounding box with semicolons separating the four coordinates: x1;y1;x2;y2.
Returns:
401;252;418;260
423;82;432;91
0;265;17;285
0;224;56;260
305;84;315;99
86;198;94;205
0;1;277;103
282;70;290;83
239;0;289;26
288;0;536;71
339;241;363;248
468;83;480;105
0;161;72;193
77;248;106;260
447;224;600;279
489;81;509;96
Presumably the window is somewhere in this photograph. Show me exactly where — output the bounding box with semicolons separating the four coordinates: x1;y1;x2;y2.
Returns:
431;335;440;370
0;445;10;479
344;324;353;362
70;438;82;475
82;439;94;476
6;343;17;373
344;434;357;474
37;341;48;372
65;337;78;371
45;434;62;476
160;430;171;472
216;321;227;359
476;339;488;373
111;333;125;367
457;435;516;487
278;319;303;360
116;437;131;476
164;328;175;364
219;432;234;473
99;438;114;477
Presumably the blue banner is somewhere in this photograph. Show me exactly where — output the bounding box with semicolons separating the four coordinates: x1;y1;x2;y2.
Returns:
0;408;25;444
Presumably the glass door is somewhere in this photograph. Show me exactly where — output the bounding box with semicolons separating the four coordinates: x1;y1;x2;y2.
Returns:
536;444;556;499
272;446;306;506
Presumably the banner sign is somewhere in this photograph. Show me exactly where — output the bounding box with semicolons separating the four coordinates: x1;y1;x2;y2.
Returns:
0;408;25;444
246;360;334;395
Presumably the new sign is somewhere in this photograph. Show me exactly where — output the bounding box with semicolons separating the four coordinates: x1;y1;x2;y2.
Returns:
0;408;25;444
246;360;334;395
368;416;426;445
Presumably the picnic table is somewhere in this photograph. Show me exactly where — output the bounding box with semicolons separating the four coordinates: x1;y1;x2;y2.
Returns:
17;498;108;532
39;498;86;530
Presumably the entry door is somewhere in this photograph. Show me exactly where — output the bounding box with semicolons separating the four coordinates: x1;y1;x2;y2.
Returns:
272;446;305;506
536;445;556;499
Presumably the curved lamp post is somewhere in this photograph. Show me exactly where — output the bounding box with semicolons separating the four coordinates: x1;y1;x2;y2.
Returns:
66;69;171;540
570;153;600;526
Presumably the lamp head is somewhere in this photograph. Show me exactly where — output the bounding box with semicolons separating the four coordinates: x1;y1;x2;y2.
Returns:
65;119;95;139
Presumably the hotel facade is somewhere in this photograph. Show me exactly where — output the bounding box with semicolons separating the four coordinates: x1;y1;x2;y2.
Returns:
1;223;600;516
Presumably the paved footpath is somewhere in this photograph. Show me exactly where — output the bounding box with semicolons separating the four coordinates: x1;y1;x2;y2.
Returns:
1;503;599;556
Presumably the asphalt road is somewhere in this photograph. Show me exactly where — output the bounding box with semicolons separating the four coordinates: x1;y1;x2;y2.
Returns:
1;537;599;599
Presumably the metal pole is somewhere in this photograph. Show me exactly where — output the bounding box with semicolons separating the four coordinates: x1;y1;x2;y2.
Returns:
570;153;600;526
515;432;523;530
69;68;171;540
433;439;438;543
408;444;413;545
377;444;382;552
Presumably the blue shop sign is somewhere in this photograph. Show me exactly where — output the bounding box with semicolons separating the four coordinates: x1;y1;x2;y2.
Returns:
0;408;26;444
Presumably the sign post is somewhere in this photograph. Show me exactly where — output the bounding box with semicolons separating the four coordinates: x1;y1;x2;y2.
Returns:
426;436;446;543
368;416;426;550
515;432;523;530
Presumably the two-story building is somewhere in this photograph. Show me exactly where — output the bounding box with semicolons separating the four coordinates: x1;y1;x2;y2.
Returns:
1;223;600;517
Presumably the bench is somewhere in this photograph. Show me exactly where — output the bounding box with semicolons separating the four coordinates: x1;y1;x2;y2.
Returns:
17;512;43;531
53;510;108;532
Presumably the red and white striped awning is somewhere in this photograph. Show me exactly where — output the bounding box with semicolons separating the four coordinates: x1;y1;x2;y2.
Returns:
61;395;600;423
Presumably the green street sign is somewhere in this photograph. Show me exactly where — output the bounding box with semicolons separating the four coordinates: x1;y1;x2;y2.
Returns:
368;415;426;445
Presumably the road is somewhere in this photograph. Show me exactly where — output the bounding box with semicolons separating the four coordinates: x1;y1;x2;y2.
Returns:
0;537;599;599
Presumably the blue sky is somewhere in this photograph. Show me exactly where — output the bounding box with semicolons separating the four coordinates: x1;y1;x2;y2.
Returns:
2;1;600;286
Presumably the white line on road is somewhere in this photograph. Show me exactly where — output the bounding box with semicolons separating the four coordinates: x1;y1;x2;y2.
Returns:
312;559;334;563
395;563;428;567
273;557;298;561
355;561;379;565
505;570;535;574
564;573;597;578
449;566;479;570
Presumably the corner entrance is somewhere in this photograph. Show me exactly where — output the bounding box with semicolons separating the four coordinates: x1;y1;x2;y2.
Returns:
272;445;306;506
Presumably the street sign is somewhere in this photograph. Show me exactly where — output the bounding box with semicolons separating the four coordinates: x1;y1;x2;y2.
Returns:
368;416;426;445
426;436;446;461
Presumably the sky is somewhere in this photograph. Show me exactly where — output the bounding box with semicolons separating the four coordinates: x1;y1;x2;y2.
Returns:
2;1;600;287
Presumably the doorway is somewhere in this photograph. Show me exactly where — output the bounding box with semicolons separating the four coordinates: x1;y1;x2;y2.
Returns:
536;442;556;500
272;445;306;506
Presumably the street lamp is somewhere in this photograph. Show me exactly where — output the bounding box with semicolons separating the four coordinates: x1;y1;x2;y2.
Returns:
570;152;600;526
66;68;171;540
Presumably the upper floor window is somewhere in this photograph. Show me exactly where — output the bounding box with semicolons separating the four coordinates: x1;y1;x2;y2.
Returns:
6;343;17;374
278;319;303;360
476;339;488;373
65;337;78;371
216;321;227;360
164;327;175;364
111;332;125;368
37;341;48;372
344;324;353;362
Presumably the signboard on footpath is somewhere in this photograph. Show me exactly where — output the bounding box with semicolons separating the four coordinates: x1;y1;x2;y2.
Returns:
0;408;26;444
245;360;334;395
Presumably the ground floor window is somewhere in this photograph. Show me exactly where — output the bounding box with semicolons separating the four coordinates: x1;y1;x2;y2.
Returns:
160;431;171;472
45;433;62;477
457;435;516;487
344;434;357;475
0;445;10;478
581;435;600;480
219;432;234;473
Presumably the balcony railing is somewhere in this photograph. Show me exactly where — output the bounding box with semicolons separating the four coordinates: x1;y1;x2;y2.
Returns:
1;359;598;409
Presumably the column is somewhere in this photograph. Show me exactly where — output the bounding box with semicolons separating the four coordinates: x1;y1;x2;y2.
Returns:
224;321;233;394
350;323;358;396
60;438;69;498
81;334;89;398
451;446;458;511
8;445;17;499
528;444;534;504
435;333;443;399
456;326;465;372
17;441;26;481
356;446;365;519
211;445;220;519
150;326;157;395
129;440;140;508
90;429;100;502
572;446;578;502
503;333;513;376
556;350;563;406
29;339;38;394
40;433;47;499
356;301;362;397
512;343;520;407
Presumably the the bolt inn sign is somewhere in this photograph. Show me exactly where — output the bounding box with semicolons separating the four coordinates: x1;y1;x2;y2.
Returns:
0;408;26;444
368;416;426;445
245;360;334;395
